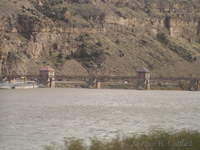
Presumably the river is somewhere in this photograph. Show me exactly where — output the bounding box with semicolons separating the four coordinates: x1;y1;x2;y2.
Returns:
0;88;200;150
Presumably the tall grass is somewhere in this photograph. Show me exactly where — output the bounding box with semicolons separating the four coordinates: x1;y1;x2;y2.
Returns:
44;130;200;150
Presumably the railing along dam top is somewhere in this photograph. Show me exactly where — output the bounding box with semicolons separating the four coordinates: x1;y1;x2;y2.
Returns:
1;75;200;81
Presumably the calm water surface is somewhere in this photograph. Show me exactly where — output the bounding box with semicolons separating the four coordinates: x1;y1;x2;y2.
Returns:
0;88;200;150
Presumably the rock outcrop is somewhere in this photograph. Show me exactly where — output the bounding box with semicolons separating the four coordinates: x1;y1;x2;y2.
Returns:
0;0;200;77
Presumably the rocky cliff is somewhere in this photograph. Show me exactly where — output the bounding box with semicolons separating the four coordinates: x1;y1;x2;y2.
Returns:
0;0;200;77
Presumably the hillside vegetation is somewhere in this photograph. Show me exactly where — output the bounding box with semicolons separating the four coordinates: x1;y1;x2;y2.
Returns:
0;0;200;77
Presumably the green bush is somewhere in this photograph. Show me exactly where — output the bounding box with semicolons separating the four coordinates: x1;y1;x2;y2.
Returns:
73;34;106;68
178;82;189;90
157;33;197;62
45;130;200;150
74;4;106;23
115;39;120;44
65;139;86;150
157;33;169;45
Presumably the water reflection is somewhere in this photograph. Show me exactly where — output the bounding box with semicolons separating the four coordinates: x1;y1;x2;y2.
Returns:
0;89;200;150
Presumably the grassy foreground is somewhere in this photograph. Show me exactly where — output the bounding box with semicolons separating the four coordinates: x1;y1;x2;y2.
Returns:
44;130;200;150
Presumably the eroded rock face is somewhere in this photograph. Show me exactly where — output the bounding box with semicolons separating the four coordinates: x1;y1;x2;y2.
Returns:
0;0;200;77
170;18;198;41
197;21;200;42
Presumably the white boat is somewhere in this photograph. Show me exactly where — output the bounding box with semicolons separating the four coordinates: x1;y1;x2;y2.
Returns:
0;81;39;89
12;82;39;89
13;84;39;89
0;83;12;89
0;85;12;89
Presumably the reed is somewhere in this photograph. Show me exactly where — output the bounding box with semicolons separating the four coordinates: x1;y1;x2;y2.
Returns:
44;130;200;150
